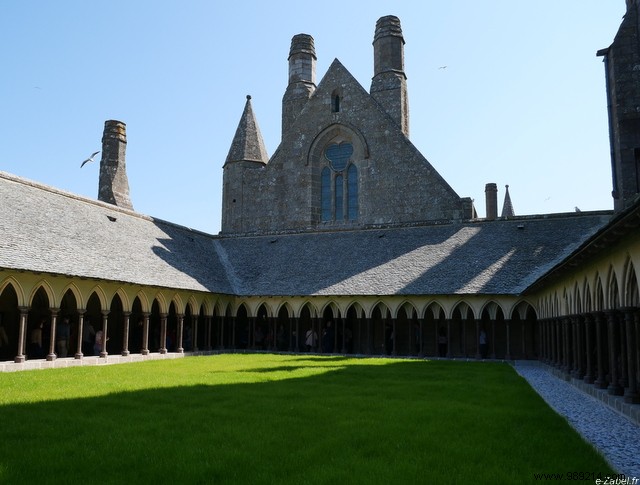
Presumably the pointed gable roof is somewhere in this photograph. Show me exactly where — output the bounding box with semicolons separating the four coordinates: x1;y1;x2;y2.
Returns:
225;95;269;166
501;184;515;218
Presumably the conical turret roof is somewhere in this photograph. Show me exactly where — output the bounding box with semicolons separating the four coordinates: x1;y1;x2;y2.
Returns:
501;184;515;218
225;95;269;166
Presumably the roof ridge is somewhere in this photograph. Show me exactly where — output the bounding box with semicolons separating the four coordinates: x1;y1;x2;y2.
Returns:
0;170;218;239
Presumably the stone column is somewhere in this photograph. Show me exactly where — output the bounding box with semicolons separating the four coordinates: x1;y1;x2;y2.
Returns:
250;317;256;349
75;310;85;359
593;312;607;388
341;318;347;354
366;317;372;355
549;319;558;366
446;319;452;358
461;319;467;357
391;318;397;356
206;316;212;351
269;317;278;352
15;307;29;363
606;311;623;395
100;311;109;358
545;318;553;365
418;319;424;358
47;308;59;361
623;308;639;403
575;316;585;379
294;317;300;352
559;318;565;368
583;314;594;384
159;313;167;355
219;316;225;350
539;319;545;362
475;319;481;359
505;319;511;361
619;314;628;389
122;312;131;356
547;319;552;364
562;317;571;374
490;319;496;359
177;314;184;354
571;316;578;375
193;315;199;352
231;316;236;349
141;313;150;356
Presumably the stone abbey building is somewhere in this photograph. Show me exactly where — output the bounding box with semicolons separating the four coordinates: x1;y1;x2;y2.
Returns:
0;5;639;405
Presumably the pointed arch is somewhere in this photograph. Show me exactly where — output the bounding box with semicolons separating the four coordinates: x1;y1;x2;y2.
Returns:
451;300;475;320
424;301;445;320
582;278;592;313
87;285;108;310
394;300;417;319
623;258;639;307
0;277;25;307
479;300;504;321
573;282;582;315
607;266;620;309
152;293;168;315
170;294;184;315
134;291;150;314
594;275;605;312
298;300;319;319
29;280;55;309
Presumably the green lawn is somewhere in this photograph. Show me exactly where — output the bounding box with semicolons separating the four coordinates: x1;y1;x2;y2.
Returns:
0;355;614;484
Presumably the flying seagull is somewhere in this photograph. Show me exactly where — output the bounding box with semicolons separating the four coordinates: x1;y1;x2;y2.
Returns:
80;151;100;168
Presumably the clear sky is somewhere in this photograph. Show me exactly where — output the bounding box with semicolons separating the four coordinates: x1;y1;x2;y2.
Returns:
0;1;628;235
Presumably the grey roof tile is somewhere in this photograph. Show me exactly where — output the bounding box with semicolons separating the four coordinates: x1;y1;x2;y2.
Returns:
0;172;612;298
0;172;233;294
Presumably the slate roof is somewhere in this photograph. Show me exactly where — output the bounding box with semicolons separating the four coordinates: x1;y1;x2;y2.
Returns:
0;172;234;294
214;215;611;296
0;172;613;297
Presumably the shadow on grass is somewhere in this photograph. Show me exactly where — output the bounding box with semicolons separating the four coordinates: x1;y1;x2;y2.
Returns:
0;359;614;484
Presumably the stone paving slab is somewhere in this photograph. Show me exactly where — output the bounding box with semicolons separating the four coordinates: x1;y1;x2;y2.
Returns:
514;360;640;478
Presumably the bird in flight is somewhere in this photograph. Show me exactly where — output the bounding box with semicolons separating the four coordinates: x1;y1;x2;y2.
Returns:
80;151;100;168
438;66;447;69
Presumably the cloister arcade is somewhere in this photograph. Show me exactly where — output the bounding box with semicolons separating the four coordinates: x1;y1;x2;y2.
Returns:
0;273;537;364
535;254;640;403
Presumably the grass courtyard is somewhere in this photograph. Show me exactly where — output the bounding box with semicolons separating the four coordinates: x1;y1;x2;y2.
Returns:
0;354;613;483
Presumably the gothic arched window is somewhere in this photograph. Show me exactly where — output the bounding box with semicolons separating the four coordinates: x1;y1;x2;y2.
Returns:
347;164;358;220
321;167;331;222
322;142;358;222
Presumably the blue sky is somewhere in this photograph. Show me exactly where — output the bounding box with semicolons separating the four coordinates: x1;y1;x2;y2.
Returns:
0;1;627;234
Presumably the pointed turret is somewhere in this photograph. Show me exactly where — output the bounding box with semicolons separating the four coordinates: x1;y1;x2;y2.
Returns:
222;96;269;234
501;185;515;218
225;95;269;166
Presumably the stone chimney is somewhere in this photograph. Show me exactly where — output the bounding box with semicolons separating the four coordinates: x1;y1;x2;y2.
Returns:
282;34;316;139
98;120;133;210
370;15;409;137
485;183;498;220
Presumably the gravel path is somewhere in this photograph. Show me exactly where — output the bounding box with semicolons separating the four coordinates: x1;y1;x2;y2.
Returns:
514;360;640;478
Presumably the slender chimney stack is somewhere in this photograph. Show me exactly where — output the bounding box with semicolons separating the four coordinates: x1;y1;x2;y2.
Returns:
99;120;133;210
485;183;498;220
370;15;409;136
282;34;316;138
